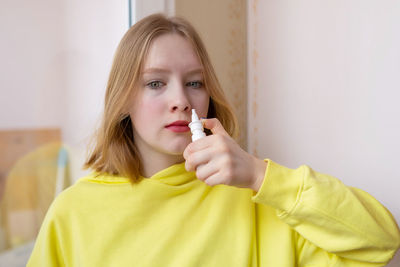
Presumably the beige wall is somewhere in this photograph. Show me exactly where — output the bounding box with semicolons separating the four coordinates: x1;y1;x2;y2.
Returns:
175;0;247;149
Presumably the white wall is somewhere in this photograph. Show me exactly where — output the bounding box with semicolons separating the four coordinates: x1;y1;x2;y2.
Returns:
134;0;175;22
0;0;66;129
0;0;127;181
248;1;400;265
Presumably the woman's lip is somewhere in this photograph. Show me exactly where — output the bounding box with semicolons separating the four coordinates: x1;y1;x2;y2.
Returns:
166;120;189;127
165;120;190;132
165;125;190;133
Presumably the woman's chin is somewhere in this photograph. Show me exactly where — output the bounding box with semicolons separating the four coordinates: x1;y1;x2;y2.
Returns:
165;143;190;156
167;147;187;156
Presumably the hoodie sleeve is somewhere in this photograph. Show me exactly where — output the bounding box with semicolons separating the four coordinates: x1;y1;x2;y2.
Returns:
252;159;400;266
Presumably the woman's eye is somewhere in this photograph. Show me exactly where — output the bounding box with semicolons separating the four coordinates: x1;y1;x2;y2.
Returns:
146;81;164;89
186;81;203;89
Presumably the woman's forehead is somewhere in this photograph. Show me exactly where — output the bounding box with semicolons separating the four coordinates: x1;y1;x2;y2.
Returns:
142;33;203;72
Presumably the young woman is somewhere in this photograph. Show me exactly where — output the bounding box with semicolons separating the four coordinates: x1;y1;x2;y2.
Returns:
28;14;400;266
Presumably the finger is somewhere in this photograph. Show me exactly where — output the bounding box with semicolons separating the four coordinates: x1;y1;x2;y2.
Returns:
183;136;213;160
201;118;229;137
184;147;214;172
184;118;229;160
204;172;226;187
195;163;219;182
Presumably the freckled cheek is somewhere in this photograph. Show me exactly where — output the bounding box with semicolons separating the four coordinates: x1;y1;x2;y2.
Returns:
135;98;165;123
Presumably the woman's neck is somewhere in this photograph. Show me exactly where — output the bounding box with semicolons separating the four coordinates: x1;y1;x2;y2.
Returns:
139;152;185;178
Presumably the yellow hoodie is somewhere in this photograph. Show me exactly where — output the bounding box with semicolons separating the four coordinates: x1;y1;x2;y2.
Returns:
27;160;400;266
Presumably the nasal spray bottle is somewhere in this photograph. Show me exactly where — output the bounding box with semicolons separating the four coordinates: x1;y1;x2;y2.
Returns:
189;109;206;142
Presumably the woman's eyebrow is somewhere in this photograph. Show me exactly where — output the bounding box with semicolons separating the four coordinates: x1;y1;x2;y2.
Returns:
142;68;204;75
142;68;170;74
186;68;204;75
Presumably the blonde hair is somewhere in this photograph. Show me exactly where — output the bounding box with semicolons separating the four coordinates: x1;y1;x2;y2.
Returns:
85;13;238;182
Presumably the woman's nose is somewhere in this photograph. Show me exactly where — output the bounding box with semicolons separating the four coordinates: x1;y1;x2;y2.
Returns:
170;85;191;112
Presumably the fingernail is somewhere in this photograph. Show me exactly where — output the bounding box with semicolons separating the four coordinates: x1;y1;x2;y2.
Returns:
200;117;207;120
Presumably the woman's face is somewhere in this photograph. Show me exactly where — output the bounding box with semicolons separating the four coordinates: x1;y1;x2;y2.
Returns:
128;33;210;162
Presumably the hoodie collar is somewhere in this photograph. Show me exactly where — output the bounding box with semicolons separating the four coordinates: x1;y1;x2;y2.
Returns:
142;162;197;186
85;163;197;186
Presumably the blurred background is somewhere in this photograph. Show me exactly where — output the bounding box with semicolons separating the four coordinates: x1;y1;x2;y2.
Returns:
0;0;399;266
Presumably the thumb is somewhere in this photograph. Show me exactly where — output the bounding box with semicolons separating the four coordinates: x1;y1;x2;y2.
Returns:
201;118;229;136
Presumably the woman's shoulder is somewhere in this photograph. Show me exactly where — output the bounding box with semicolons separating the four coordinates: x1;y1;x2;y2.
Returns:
47;173;131;217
